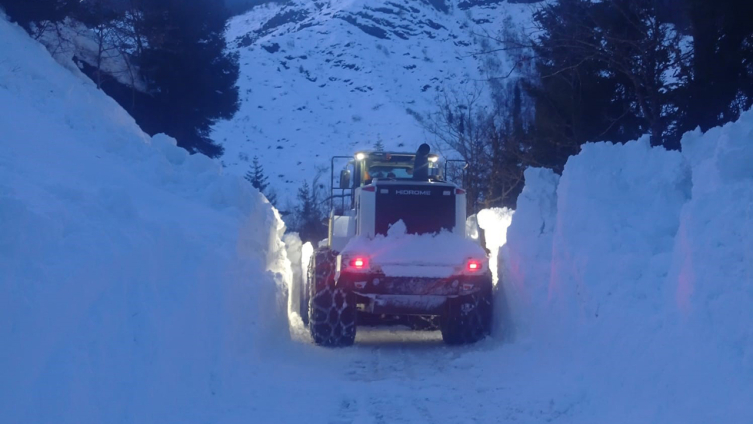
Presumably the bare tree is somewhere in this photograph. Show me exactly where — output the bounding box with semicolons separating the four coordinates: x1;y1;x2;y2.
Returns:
424;80;531;211
72;0;144;104
424;83;491;213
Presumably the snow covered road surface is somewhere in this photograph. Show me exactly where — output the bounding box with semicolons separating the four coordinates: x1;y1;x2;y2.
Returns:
239;328;581;424
335;329;579;424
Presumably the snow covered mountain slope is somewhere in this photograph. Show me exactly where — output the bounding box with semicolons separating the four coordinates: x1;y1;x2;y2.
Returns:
212;0;536;204
0;15;292;423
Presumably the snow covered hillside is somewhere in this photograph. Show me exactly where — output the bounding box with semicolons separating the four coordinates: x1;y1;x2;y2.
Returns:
212;0;535;204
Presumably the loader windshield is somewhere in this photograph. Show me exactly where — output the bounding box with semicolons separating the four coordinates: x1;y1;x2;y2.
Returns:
362;153;415;184
367;164;414;179
359;152;440;185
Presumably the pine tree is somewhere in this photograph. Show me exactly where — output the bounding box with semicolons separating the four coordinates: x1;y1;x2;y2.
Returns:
245;156;276;204
373;137;385;151
0;0;242;158
525;0;689;164
245;156;269;191
294;181;325;244
137;0;239;157
684;0;753;133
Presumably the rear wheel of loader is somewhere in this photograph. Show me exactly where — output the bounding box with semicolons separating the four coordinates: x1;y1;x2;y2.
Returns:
308;249;356;347
441;288;493;345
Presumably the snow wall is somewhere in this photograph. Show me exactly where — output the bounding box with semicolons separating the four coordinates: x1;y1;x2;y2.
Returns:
0;16;293;423
491;112;753;422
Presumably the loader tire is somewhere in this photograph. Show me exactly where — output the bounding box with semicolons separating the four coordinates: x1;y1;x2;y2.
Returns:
309;286;357;347
301;248;337;326
308;249;356;346
441;289;492;345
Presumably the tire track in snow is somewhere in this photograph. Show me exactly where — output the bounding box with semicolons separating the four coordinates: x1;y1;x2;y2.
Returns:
334;328;455;424
319;328;579;424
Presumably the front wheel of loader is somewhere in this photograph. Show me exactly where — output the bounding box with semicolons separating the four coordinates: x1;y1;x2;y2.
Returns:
308;249;356;347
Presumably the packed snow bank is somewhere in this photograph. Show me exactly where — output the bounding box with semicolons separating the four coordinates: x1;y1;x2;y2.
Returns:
498;113;753;422
0;16;292;424
283;232;304;313
283;231;312;333
499;168;560;334
667;112;753;392
549;136;691;328
477;207;514;284
341;221;488;278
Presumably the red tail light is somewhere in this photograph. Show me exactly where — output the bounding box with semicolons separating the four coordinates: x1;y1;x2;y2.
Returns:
456;188;466;195
362;185;376;192
350;257;368;269
467;259;481;272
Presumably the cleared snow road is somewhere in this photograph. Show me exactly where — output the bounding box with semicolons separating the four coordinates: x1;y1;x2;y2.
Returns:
244;327;580;424
336;328;491;424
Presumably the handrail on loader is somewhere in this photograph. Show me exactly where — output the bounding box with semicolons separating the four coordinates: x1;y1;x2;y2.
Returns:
330;155;354;213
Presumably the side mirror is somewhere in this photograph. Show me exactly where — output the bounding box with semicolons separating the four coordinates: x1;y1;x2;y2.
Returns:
339;169;352;189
